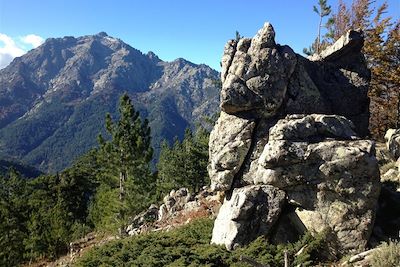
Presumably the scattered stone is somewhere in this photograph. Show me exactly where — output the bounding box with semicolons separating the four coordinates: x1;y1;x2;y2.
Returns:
125;187;221;236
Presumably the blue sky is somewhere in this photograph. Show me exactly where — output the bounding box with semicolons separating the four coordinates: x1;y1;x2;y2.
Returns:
0;0;398;70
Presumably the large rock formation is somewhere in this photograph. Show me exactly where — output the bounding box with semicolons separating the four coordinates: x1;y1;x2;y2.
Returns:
209;22;380;255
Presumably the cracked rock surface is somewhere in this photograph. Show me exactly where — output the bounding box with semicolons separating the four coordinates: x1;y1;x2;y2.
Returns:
209;22;380;255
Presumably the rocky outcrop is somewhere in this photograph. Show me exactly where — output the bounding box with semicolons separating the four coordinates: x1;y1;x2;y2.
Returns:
211;185;285;250
256;114;379;253
220;23;297;117
219;22;370;136
208;112;256;191
209;22;379;255
126;187;222;236
158;188;194;222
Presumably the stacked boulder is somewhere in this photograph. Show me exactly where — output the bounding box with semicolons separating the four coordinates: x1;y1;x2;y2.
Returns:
209;22;380;255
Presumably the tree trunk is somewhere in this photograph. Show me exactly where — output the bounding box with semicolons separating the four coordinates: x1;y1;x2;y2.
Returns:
317;14;322;54
119;171;125;236
120;171;124;202
284;249;289;267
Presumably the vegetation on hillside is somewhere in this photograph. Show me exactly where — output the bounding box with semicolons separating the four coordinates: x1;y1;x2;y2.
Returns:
370;240;400;267
157;127;210;197
0;159;42;178
0;93;213;265
76;218;328;267
0;160;97;266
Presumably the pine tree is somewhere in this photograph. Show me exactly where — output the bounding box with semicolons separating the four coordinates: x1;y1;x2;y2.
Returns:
97;93;154;234
157;127;209;196
304;0;332;55
0;170;28;266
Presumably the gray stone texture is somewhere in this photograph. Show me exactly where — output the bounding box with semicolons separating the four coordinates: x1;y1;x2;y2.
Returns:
209;22;379;255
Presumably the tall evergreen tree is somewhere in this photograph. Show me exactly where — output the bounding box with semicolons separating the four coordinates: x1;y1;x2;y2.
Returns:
97;93;154;234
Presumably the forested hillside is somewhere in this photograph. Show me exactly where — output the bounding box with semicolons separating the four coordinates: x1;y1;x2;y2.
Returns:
0;33;219;172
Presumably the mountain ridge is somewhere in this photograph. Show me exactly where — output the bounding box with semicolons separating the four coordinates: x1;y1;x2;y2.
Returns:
0;32;220;172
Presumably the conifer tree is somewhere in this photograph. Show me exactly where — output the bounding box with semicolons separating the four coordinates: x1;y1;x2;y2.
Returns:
0;170;28;266
304;0;332;55
97;93;154;234
157;127;209;196
325;0;351;42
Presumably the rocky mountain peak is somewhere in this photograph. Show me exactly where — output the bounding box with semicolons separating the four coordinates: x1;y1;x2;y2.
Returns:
96;31;109;37
0;33;219;172
146;51;161;63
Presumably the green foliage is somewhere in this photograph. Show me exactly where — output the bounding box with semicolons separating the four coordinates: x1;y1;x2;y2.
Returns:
24;162;98;260
77;219;328;267
0;170;29;266
370;240;400;267
157;127;209;196
0;150;99;265
88;185;120;233
0;159;42;178
94;93;155;234
235;31;242;41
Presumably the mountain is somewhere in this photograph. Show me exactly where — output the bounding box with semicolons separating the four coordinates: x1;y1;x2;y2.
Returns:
0;32;220;172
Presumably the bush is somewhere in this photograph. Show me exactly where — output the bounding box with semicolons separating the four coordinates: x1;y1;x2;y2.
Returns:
77;218;328;267
370;240;400;267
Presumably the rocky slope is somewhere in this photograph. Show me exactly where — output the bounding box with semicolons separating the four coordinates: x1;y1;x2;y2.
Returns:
208;22;380;256
0;32;219;172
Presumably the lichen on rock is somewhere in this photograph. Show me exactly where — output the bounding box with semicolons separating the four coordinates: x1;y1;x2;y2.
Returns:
209;21;380;255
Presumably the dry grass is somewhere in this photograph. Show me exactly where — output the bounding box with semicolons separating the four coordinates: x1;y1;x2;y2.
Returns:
155;198;221;230
370;240;400;267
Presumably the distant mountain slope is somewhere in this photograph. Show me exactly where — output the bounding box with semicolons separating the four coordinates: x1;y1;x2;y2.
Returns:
0;32;220;172
0;159;42;178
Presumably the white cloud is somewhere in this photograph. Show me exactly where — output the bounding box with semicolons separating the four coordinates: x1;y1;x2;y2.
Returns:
0;33;44;69
0;33;25;69
21;34;44;48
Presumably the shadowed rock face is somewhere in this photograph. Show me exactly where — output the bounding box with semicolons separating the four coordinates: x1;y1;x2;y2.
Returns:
210;22;379;255
220;23;370;135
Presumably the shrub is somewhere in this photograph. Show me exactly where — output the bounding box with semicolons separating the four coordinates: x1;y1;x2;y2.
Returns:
76;218;328;267
370;240;400;267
